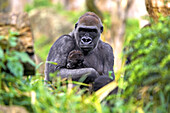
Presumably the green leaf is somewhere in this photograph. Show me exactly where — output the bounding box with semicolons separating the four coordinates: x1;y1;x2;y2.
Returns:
9;36;17;47
7;61;23;77
108;71;113;79
159;91;165;105
0;62;6;70
46;61;58;65
36;62;44;70
14;51;35;66
0;47;4;59
9;31;19;36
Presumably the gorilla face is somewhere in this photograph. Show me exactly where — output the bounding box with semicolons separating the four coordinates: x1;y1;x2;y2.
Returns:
73;13;103;53
78;26;99;52
75;25;101;53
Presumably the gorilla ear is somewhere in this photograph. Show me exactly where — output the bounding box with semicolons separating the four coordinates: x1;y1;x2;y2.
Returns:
75;23;78;29
100;26;104;33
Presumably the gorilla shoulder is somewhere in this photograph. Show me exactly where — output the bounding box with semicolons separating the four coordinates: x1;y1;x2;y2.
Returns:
97;40;114;69
98;40;113;55
47;35;75;62
51;35;75;53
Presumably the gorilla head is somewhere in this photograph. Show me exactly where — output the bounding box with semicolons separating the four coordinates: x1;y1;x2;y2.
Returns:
74;12;103;53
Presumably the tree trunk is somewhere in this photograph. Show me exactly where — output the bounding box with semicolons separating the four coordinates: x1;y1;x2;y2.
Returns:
111;0;134;72
145;0;170;22
86;0;103;21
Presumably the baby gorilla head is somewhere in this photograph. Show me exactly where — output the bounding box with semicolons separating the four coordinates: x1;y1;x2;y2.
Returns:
67;50;84;69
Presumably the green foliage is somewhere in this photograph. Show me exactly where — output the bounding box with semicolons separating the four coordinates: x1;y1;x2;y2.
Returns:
0;31;35;110
25;0;52;12
0;31;35;77
103;12;112;28
123;16;170;112
125;18;140;37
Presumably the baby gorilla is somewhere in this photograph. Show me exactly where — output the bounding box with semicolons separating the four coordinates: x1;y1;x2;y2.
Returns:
67;50;84;69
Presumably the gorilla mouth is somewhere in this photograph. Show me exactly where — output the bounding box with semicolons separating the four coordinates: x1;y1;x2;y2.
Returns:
80;45;93;52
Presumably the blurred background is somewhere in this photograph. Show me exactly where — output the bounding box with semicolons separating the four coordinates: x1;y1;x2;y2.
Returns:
0;0;165;73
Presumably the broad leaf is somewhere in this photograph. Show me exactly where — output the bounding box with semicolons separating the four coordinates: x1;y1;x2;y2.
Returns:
7;61;23;77
9;37;17;47
14;51;35;66
0;46;4;59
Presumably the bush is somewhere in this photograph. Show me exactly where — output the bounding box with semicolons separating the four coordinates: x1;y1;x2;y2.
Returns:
0;31;34;111
123;16;170;112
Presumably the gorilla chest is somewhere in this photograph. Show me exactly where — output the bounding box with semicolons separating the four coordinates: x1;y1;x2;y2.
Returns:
84;53;104;75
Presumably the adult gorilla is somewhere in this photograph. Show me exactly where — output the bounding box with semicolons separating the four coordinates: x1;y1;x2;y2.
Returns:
45;12;115;90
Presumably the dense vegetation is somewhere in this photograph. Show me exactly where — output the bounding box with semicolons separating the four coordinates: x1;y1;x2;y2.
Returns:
123;16;170;112
0;16;169;112
0;0;169;112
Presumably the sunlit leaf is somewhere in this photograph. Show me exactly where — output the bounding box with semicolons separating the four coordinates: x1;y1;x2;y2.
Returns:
31;91;36;105
72;81;90;87
95;81;118;102
108;71;113;79
94;99;102;113
46;61;58;65
137;107;144;113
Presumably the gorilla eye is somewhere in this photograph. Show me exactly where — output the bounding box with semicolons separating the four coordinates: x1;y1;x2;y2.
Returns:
89;29;98;33
78;28;86;34
79;28;98;33
79;28;85;32
100;26;103;33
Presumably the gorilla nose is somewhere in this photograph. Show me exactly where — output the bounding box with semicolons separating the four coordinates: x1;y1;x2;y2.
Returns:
81;37;92;44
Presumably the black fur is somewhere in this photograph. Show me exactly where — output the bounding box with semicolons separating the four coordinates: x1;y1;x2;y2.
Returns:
45;12;115;91
67;50;84;69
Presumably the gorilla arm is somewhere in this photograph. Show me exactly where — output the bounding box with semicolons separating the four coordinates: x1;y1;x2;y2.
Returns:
102;42;115;80
58;68;99;82
45;35;99;83
92;42;115;92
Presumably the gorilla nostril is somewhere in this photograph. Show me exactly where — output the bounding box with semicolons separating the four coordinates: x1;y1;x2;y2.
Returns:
83;38;89;42
87;39;91;42
81;37;92;44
